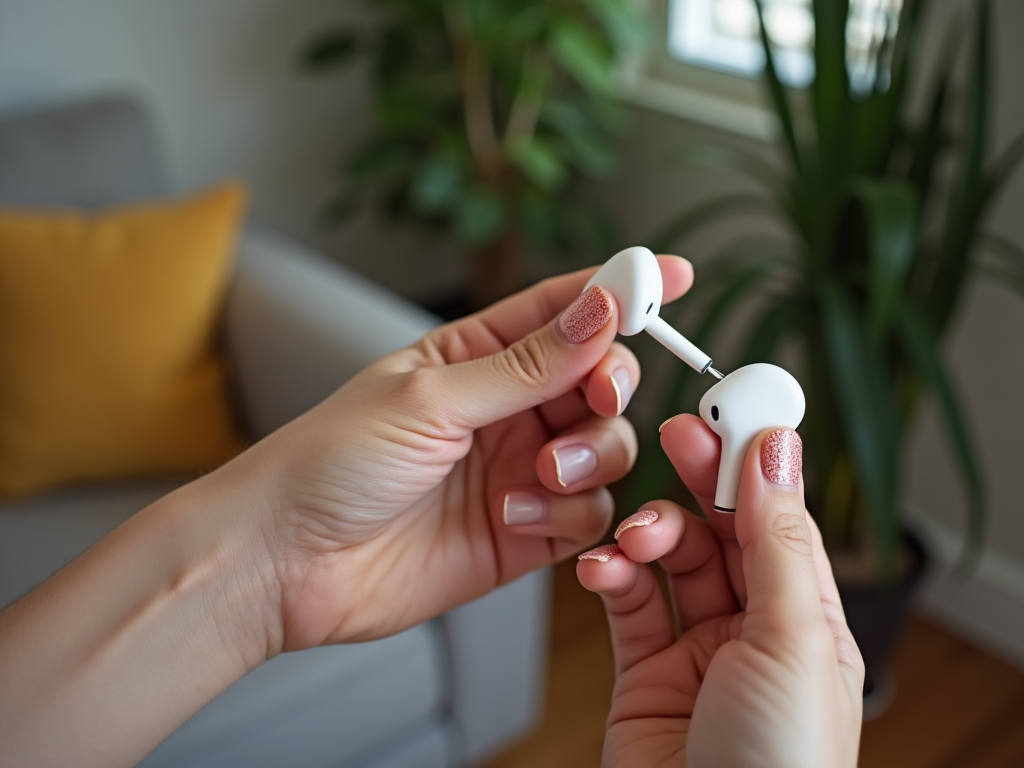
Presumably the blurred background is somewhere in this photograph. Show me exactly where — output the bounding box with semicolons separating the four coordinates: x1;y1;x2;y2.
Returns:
2;0;1024;766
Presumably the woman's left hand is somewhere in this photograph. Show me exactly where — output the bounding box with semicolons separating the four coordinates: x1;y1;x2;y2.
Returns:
237;257;694;650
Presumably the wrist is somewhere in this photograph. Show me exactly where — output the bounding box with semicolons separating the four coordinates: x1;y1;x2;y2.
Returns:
158;457;285;667
0;453;285;767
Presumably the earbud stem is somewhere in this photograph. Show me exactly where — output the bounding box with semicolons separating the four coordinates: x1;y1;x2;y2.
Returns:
644;315;713;375
713;437;746;513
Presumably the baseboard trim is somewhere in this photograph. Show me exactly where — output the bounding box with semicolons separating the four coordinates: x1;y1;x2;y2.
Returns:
905;506;1024;671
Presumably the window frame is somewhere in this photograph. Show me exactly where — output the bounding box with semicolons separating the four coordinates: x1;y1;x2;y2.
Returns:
616;0;781;141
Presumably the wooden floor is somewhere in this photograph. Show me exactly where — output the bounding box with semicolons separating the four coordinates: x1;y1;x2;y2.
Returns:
480;560;1024;768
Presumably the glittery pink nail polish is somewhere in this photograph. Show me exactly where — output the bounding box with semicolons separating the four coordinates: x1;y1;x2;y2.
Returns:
761;428;802;486
578;544;622;562
614;509;658;540
559;286;613;344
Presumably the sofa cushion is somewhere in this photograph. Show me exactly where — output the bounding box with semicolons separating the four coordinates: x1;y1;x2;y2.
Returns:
0;183;247;498
141;626;448;768
0;96;165;208
0;479;183;608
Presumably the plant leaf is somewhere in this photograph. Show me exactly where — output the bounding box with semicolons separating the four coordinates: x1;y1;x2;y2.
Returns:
978;231;1024;297
928;0;991;331
507;138;568;190
818;280;901;573
980;231;1024;270
455;188;506;245
549;21;615;95
583;0;651;50
411;154;464;213
689;260;782;348
894;303;985;571
301;30;361;69
849;179;919;342
977;131;1024;211
906;9;959;210
752;0;802;174
345;136;417;180
739;295;804;366
809;0;850;178
556;198;619;257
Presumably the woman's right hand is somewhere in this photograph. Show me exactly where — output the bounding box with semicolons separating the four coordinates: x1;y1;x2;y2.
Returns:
577;416;864;768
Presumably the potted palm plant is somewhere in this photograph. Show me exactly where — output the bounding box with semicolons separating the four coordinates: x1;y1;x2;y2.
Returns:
629;0;1024;707
300;0;646;308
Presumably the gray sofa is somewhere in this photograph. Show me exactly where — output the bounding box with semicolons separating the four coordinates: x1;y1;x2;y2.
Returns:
0;97;550;768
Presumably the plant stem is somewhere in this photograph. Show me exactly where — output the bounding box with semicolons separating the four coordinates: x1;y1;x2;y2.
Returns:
443;2;504;185
470;226;524;308
504;49;547;146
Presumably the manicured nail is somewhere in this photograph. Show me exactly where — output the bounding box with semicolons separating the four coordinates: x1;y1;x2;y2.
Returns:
659;417;674;433
610;368;633;416
761;428;802;487
578;544;622;562
552;444;598;487
559;286;614;344
614;509;658;540
503;491;547;525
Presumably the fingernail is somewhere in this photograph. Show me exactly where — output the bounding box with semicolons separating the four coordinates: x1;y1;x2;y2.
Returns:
553;444;598;487
761;428;802;487
559;286;614;344
659;417;674;433
503;491;547;525
610;368;633;416
614;509;658;539
578;544;622;562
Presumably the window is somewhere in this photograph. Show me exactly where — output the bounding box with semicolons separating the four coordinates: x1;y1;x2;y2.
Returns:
618;0;904;139
669;0;814;88
668;0;903;93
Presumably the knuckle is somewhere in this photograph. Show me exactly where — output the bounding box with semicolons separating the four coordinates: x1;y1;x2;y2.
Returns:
393;368;440;412
496;335;553;389
835;635;866;680
770;512;814;556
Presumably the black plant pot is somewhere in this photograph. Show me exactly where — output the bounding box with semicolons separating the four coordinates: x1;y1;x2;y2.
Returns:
836;530;929;719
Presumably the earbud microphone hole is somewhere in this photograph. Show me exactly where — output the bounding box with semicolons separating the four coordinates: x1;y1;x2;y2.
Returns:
711;405;719;421
646;302;653;314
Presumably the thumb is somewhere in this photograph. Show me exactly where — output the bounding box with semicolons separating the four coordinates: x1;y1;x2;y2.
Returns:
734;428;824;637
432;285;617;430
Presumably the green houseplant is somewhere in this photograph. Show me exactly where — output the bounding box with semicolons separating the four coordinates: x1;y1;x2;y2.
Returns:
300;0;646;307
632;0;1024;583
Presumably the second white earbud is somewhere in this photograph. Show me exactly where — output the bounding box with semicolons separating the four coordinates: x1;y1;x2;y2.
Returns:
584;246;721;377
698;363;805;513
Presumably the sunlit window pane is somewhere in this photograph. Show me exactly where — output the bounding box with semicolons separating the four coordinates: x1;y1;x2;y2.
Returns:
668;0;902;93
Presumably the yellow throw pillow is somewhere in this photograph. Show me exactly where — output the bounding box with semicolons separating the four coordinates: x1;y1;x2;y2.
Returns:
0;183;248;498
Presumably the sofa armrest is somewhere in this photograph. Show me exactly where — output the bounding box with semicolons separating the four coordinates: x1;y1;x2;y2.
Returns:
441;568;552;766
225;229;440;438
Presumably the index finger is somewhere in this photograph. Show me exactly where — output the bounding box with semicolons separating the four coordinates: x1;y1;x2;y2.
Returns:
445;255;695;356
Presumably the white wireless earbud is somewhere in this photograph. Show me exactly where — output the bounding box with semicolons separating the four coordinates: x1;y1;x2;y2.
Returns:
584;246;720;376
698;363;805;513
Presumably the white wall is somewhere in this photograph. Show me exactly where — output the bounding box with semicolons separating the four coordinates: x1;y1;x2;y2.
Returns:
0;0;463;300
2;0;1024;664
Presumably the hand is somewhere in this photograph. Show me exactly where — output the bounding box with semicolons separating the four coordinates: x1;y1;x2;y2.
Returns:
0;259;697;768
233;257;694;649
577;417;864;768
